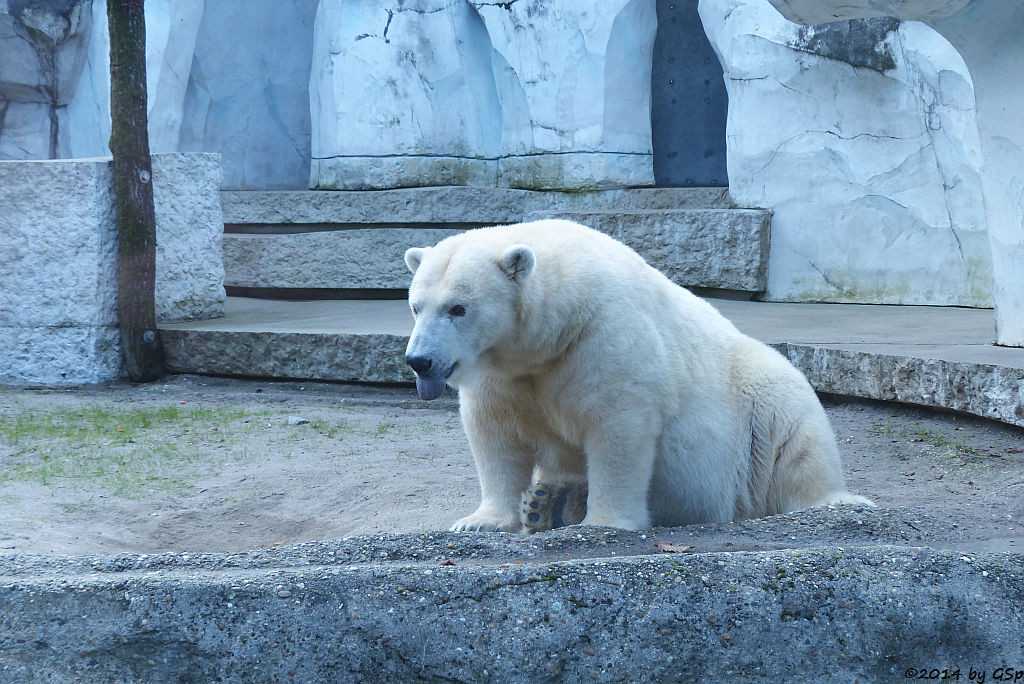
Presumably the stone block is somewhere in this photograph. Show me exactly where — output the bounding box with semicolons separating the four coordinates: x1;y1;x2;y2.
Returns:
221;188;544;226
151;153;226;322
0;158;118;329
0;326;122;386
0;153;224;385
219;188;748;292
526;209;770;291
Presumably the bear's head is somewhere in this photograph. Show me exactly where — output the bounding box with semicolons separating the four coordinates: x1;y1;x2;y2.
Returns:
404;235;535;400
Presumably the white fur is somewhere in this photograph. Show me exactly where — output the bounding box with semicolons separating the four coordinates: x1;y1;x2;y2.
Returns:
405;220;871;532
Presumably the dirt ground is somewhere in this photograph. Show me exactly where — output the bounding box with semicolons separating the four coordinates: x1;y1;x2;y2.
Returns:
0;374;1021;556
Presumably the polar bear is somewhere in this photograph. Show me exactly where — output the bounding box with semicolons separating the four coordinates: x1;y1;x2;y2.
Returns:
404;219;871;532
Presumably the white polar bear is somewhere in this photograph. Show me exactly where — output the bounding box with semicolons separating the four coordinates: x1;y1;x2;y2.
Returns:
404;219;871;532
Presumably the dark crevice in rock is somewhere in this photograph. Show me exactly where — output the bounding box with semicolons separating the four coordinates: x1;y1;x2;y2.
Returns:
790;17;900;74
4;0;92;157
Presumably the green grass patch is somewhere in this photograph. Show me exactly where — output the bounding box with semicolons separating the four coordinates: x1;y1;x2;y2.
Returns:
306;417;354;439
0;405;265;497
371;422;396;438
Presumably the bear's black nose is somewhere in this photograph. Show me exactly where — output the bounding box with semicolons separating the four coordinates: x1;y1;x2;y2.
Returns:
406;355;433;375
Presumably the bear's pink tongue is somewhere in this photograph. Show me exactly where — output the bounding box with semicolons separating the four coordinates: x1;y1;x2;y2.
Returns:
416;375;447;401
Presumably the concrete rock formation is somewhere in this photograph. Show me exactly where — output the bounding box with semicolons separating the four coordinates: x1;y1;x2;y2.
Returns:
179;0;316;189
0;0;93;159
700;0;991;307
764;0;1024;346
477;0;657;190
309;0;657;190
5;0;314;190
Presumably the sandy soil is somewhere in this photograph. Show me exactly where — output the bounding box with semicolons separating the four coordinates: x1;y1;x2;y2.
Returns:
0;375;1021;556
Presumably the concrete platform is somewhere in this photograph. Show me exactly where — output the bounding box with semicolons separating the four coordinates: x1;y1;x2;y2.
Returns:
161;297;1024;427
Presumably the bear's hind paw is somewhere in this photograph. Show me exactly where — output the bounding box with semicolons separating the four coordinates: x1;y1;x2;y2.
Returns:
521;479;588;533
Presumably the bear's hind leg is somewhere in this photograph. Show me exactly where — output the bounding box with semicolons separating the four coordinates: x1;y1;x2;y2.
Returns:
766;412;873;514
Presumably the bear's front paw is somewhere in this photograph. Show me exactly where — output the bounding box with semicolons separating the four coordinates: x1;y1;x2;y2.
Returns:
450;512;523;534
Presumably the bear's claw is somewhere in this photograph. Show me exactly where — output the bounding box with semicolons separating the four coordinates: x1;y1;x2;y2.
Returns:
450;515;523;533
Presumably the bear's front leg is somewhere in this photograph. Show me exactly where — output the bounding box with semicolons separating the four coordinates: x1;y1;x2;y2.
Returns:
580;423;657;530
451;395;534;533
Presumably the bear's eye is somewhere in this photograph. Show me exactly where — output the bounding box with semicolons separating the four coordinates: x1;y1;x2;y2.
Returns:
411;304;419;316
449;304;467;318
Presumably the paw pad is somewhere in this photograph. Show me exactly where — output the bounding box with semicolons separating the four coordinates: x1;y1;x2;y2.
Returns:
520;479;588;533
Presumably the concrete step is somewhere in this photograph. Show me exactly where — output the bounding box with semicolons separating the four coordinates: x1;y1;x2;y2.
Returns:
526;209;769;292
220;186;736;226
159;297;1024;428
220;187;768;295
222;208;769;293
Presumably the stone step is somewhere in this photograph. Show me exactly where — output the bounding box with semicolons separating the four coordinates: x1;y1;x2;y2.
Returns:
220;186;735;227
526;209;769;293
220;188;768;294
222;208;769;293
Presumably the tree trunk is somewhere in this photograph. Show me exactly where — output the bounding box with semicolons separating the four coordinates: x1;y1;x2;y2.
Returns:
108;0;164;381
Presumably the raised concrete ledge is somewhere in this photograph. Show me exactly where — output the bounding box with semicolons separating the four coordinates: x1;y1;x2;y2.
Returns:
164;330;408;385
160;298;1024;428
219;187;734;226
777;344;1024;426
1;509;1022;682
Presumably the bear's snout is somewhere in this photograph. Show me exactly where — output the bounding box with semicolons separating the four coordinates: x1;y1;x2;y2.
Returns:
406;355;433;376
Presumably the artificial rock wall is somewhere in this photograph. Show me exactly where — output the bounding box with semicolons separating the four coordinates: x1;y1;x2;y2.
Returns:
0;0;1005;318
309;0;659;190
1;0;656;191
700;0;991;307
0;0;316;190
761;0;1024;347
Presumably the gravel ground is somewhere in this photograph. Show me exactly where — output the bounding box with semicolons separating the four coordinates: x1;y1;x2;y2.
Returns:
0;374;1021;556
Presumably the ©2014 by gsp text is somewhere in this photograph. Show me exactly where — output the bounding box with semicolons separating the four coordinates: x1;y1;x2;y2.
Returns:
904;666;1024;682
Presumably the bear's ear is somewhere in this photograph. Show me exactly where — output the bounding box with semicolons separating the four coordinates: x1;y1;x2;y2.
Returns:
405;247;427;274
499;244;535;282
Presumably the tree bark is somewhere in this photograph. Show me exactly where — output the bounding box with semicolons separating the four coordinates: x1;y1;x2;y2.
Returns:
108;0;164;381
